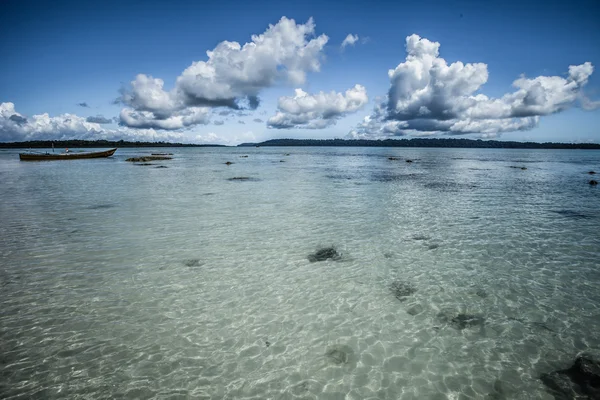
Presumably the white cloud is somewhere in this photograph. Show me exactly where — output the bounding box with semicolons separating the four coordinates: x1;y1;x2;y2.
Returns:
0;102;205;143
354;34;596;138
341;34;359;48
117;17;329;129
118;107;210;130
268;84;368;129
1;102;104;141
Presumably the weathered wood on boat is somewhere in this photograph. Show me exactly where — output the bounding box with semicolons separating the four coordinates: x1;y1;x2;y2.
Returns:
19;148;117;161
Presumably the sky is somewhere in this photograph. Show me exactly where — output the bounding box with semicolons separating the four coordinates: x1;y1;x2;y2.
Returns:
1;0;599;144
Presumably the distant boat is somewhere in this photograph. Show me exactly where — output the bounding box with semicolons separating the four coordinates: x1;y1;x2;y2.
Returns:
19;148;117;161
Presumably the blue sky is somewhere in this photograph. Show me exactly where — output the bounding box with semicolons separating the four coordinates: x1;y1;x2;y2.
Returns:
1;0;599;144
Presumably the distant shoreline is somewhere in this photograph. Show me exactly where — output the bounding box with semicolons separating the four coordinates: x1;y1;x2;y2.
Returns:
1;138;599;150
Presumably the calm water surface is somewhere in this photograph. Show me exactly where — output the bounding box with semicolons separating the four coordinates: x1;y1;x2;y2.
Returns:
1;147;599;399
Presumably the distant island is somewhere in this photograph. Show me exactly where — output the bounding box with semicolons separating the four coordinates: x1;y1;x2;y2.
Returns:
1;138;599;149
240;138;600;149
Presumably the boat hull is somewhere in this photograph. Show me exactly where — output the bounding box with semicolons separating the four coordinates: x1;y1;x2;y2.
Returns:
19;148;117;161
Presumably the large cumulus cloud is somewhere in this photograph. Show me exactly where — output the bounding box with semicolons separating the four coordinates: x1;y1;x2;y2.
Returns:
267;84;368;129
352;34;595;138
117;17;329;129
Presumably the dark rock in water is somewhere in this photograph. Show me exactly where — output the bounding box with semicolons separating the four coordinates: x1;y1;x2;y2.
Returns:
280;160;285;162
87;204;115;210
521;167;527;170
413;234;430;241
265;341;271;348
239;155;248;158
590;180;598;185
475;289;488;298
308;247;340;262
183;259;203;267
407;304;424;316
389;280;417;301
388;157;400;160
552;209;591;219
126;156;171;162
406;159;413;163
450;314;485;330
151;153;173;156
325;345;355;366
427;243;440;250
227;176;259;181
284;153;290;156
540;355;600;399
225;161;233;165
155;165;168;168
135;163;155;166
589;171;596;175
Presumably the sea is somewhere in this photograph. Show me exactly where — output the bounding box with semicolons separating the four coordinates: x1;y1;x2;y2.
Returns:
0;146;599;399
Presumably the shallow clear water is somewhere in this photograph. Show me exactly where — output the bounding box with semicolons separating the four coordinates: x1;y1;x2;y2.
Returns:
1;146;599;399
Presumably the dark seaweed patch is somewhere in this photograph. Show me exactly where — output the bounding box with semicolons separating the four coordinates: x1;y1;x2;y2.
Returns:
183;259;203;268
308;247;340;262
413;234;430;241
551;210;592;219
389;280;417;301
325;345;355;366
227;177;260;182
86;204;116;210
450;314;485;330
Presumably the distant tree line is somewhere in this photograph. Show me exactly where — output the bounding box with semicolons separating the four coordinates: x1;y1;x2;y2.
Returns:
0;140;226;148
239;138;600;149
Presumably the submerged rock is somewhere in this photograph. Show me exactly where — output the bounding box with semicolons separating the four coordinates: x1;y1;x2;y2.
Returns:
540;355;600;399
475;289;488;298
183;259;203;268
227;176;259;182
225;161;233;165
589;171;596;175
308;247;340;262
590;180;598;185
450;314;485;330
155;165;168;169
406;159;413;163
389;280;417;301
388;157;400;160
407;304;424;316
126;156;171;162
135;163;155;166
151;153;173;156
325;345;355;367
239;155;248;158
413;234;431;241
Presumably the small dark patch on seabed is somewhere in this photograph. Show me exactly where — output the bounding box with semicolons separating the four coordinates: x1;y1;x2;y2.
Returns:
155;165;168;168
475;288;488;298
227;177;260;181
389;280;417;301
413;234;431;241
308;247;341;262
183;259;203;268
440;313;485;330
325;345;355;366
551;210;592;219
86;204;116;210
590;180;598;185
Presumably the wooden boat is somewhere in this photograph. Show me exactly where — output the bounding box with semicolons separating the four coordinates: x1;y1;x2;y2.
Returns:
19;148;117;161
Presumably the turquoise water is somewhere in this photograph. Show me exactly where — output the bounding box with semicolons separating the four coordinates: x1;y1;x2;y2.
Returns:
1;147;599;399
